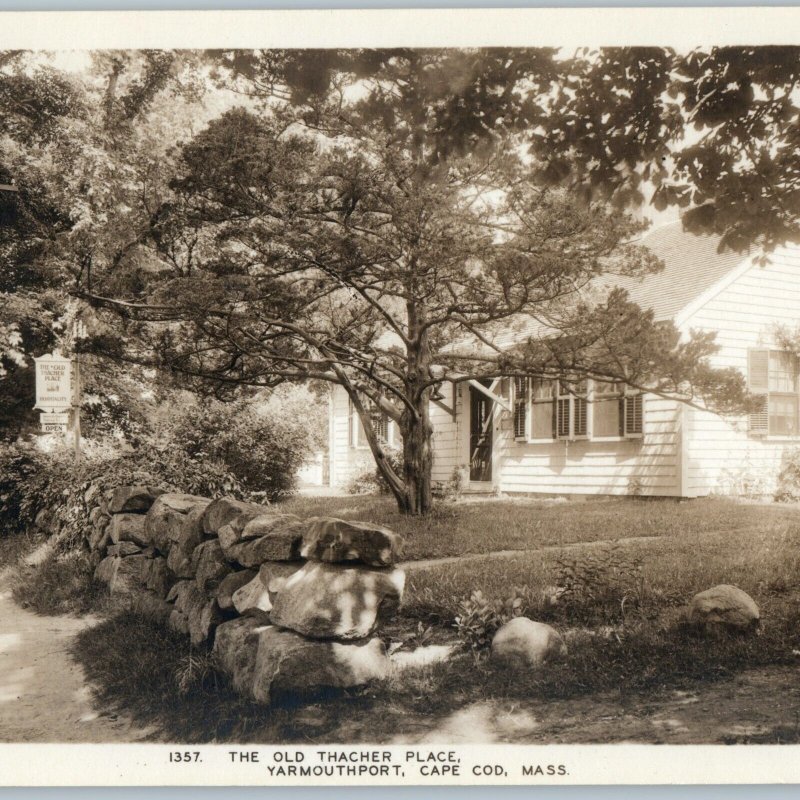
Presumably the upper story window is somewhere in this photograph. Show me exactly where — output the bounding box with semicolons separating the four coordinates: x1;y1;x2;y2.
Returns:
512;378;643;442
748;349;799;436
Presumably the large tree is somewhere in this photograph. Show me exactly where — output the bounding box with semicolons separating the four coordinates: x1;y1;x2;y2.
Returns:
80;50;749;514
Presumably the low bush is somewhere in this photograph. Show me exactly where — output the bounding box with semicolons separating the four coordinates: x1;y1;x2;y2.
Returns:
454;588;527;655
774;447;800;502
347;446;403;496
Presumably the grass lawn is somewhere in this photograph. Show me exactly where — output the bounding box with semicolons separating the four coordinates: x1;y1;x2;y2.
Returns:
281;493;800;561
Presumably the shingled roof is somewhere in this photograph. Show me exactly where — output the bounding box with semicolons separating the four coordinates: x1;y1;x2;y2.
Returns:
616;220;749;321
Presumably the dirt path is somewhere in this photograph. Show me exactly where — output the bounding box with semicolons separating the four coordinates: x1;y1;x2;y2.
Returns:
0;561;156;743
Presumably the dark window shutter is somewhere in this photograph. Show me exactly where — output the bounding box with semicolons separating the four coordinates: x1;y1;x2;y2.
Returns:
513;378;528;439
574;397;588;437
624;394;643;436
557;398;571;438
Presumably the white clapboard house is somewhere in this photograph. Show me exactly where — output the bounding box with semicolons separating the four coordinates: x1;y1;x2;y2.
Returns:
328;221;800;498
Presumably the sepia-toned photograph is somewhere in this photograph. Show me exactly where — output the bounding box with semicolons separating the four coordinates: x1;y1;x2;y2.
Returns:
1;8;800;785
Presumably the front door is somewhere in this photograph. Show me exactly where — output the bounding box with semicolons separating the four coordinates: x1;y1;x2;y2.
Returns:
469;384;493;482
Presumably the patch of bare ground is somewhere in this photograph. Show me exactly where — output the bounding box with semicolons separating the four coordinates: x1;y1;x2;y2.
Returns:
0;537;157;743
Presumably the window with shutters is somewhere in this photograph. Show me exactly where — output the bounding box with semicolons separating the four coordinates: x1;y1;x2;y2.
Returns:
591;381;643;439
556;379;589;440
747;349;799;436
349;398;393;448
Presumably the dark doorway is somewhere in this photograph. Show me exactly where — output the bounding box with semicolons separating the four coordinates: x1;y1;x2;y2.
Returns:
469;383;493;482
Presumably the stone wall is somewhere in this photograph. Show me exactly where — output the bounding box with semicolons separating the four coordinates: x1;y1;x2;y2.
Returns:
87;487;405;705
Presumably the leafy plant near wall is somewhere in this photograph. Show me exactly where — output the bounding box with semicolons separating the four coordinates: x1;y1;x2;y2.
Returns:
553;544;648;624
774;448;800;502
454;588;528;656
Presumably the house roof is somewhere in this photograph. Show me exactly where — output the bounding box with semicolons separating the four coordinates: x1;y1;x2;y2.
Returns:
441;219;751;356
615;220;749;321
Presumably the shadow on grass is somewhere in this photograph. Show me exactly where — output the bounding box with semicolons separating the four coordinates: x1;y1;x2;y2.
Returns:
70;600;800;744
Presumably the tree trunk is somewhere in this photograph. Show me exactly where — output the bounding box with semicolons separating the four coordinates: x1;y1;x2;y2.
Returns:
399;394;434;515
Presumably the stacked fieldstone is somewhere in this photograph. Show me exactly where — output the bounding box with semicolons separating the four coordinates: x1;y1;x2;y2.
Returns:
89;487;405;706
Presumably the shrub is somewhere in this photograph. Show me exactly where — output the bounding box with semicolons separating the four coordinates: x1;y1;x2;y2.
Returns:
454;588;527;656
347;446;404;496
552;544;648;624
774;448;800;502
0;435;246;544
165;390;323;501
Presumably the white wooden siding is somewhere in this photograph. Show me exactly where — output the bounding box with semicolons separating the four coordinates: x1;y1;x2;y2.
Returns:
328;385;375;489
682;247;800;496
494;394;682;496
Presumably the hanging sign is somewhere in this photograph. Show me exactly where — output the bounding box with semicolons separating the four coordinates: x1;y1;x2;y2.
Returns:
40;411;70;434
34;353;73;411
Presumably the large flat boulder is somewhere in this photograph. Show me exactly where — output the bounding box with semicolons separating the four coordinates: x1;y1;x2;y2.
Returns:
269;562;405;640
109;485;164;514
300;517;403;567
231;562;302;616
251;627;389;704
213;619;389;705
215;569;257;611
145;493;211;556
490;617;567;667
688;584;760;633
201;497;270;537
109;513;149;548
219;513;304;561
224;519;307;567
192;540;231;594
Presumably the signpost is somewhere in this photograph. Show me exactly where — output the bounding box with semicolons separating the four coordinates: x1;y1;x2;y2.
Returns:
34;353;73;412
34;350;81;461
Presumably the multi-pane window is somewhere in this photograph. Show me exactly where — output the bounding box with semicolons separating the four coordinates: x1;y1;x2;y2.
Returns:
512;377;643;441
748;349;799;436
531;378;556;440
556;379;588;440
349;398;393;448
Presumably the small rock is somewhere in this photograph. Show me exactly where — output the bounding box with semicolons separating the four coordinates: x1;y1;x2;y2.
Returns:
88;525;111;553
491;617;567;667
192;540;231;594
109;485;163;514
300;517;403;567
146;556;173;598
269;562;405;640
168;581;223;645
109;513;150;548
107;541;142;557
215;569;257;611
688;584;760;634
94;554;151;595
